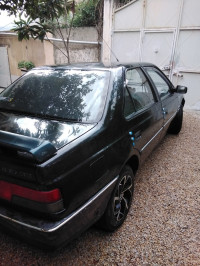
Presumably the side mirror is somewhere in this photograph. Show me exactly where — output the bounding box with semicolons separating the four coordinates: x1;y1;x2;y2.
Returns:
175;85;187;94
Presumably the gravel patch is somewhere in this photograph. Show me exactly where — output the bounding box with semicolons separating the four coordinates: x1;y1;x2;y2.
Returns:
0;111;199;265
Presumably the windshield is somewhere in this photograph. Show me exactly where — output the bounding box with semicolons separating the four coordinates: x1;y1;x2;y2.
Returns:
0;69;110;123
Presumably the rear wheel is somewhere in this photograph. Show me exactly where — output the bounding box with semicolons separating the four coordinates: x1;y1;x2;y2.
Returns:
97;165;134;231
168;106;183;134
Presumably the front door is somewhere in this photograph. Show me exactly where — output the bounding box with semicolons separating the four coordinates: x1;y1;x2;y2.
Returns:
144;66;179;133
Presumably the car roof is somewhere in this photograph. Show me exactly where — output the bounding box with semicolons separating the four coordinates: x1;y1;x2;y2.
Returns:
33;62;156;71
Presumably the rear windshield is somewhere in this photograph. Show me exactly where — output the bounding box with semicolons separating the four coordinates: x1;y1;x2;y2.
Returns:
0;69;110;123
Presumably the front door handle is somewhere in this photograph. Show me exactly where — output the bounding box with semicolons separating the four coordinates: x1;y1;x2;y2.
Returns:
162;108;168;118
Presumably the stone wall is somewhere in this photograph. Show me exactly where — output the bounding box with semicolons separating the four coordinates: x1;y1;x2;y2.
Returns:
0;27;100;88
53;27;100;64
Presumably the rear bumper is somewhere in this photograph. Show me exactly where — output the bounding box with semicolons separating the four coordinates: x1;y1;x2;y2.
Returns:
0;177;117;249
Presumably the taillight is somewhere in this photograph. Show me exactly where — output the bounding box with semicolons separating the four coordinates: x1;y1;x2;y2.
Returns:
14;185;61;203
0;180;61;203
0;181;64;214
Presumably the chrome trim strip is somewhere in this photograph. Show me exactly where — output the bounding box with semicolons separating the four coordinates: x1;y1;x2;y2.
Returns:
141;111;177;152
0;213;44;232
0;177;118;233
163;113;176;128
140;127;163;152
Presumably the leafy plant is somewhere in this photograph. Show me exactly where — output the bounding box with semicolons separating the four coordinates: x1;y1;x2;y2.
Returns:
1;0;103;62
13;17;53;41
18;60;35;70
72;0;97;27
0;0;68;20
0;0;75;63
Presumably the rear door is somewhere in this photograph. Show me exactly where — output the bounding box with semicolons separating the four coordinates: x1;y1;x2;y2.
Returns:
124;67;163;162
143;66;179;133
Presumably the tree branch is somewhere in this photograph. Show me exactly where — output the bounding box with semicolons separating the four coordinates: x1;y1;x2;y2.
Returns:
52;5;69;62
45;34;69;60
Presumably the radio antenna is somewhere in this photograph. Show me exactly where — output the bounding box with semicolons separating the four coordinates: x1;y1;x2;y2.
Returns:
96;27;120;63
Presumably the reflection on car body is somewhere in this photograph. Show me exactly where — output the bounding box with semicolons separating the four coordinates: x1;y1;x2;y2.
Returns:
0;63;187;249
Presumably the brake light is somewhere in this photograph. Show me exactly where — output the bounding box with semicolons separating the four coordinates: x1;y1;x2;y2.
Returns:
0;180;61;203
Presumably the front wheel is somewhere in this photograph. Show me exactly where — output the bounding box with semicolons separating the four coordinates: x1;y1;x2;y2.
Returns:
97;165;134;231
168;106;183;134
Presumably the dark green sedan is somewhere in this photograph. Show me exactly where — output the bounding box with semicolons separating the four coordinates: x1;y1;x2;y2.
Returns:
0;63;187;248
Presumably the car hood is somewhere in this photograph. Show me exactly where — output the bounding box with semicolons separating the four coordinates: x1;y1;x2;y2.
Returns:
0;112;95;150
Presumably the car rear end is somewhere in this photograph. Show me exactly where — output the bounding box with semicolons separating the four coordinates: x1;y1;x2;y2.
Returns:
0;64;117;248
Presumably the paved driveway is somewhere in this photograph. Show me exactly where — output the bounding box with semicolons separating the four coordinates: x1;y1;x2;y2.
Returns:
0;111;199;265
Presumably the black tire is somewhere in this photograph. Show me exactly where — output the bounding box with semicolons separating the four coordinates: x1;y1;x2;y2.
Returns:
97;165;134;231
168;106;183;134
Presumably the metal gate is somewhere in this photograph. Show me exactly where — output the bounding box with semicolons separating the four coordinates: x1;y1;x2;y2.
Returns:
141;30;176;78
0;46;11;88
111;0;200;107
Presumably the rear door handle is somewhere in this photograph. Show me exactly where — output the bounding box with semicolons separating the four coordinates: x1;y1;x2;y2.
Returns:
134;130;141;141
128;130;141;146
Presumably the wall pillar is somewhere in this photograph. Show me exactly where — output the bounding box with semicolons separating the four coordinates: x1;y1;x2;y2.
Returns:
102;0;114;65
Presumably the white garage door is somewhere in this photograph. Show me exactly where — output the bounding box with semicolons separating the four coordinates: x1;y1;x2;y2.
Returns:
111;0;200;107
141;31;175;77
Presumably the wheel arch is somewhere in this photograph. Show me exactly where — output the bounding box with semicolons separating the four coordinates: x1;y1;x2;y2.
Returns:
126;155;139;175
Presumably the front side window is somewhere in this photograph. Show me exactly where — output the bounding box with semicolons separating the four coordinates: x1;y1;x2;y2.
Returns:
124;68;155;116
145;68;170;99
0;69;110;123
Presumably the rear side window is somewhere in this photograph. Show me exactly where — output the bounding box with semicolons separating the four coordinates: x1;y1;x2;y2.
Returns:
124;88;135;117
124;68;155;117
